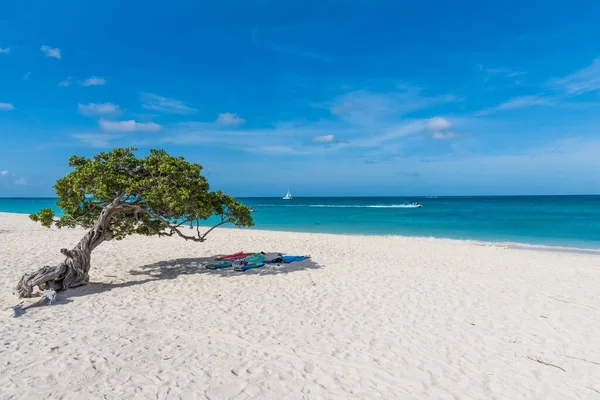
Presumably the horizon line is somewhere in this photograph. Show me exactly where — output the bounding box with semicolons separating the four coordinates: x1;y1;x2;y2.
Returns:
2;194;600;200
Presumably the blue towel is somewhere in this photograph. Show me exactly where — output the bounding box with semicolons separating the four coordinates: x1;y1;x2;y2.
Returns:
281;255;306;263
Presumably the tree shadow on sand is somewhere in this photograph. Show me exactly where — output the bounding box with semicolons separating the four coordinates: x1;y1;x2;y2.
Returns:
15;254;323;315
130;255;322;280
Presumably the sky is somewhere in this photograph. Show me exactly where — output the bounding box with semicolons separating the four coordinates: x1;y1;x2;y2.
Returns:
1;0;600;197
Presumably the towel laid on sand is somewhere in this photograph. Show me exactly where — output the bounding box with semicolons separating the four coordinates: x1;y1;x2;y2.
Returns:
206;252;309;271
218;251;254;261
264;255;309;263
205;261;232;270
233;253;265;271
262;252;283;263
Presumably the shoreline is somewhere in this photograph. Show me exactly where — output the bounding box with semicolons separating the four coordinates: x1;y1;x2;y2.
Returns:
2;211;598;255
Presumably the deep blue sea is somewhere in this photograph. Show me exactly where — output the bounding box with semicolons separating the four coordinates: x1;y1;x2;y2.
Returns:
2;196;600;248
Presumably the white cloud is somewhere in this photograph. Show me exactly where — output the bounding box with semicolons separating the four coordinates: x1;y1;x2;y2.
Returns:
58;77;72;87
0;103;15;111
552;57;600;94
0;170;8;176
431;132;460;140
426;116;451;131
99;119;162;133
216;112;245;127
81;76;106;86
40;45;61;59
313;134;335;143
0;47;10;54
15;178;26;185
78;103;121;117
23;72;31;81
141;93;196;114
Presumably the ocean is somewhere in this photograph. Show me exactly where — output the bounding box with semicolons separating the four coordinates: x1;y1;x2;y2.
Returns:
1;196;600;248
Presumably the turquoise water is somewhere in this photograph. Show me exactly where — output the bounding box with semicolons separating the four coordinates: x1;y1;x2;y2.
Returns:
2;196;600;248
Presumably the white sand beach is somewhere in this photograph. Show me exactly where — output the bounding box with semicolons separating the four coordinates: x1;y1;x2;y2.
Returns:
1;211;600;399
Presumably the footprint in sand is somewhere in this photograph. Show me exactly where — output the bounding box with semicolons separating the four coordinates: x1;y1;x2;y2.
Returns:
304;362;315;373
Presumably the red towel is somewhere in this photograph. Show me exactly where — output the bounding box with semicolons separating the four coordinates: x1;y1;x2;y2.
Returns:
218;251;254;261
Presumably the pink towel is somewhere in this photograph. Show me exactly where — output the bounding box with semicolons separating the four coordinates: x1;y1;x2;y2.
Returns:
218;251;254;261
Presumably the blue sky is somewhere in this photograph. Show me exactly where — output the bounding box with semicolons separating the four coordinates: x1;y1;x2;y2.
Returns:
2;0;600;197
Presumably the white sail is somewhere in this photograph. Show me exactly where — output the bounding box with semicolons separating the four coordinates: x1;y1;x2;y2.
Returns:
283;189;292;200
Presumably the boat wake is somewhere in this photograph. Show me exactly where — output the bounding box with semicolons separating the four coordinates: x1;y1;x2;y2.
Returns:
254;204;422;209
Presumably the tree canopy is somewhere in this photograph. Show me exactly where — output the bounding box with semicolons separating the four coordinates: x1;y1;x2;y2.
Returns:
30;147;253;240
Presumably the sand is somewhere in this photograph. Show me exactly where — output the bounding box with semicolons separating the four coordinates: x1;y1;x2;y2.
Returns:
1;211;600;399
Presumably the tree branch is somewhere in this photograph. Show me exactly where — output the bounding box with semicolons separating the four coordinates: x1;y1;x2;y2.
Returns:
199;216;230;241
121;204;207;242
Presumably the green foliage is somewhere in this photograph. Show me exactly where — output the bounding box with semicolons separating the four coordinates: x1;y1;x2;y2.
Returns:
30;147;253;240
29;208;55;228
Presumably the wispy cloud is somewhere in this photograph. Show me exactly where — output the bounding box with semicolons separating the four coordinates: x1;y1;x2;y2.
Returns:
140;93;196;114
145;85;457;158
0;47;10;54
351;121;426;148
23;72;31;81
15;178;27;185
78;103;121;117
0;170;8;176
0;103;15;111
129;85;460;157
330;88;457;127
99;119;162;133
479;65;527;82
551;57;600;94
475;95;553;116
81;76;106;86
313;134;335;143
426;116;451;131
477;57;600;116
431;131;460;140
58;77;72;87
216;112;245;127
40;45;61;59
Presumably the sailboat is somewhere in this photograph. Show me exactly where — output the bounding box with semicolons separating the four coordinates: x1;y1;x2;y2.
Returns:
282;189;292;200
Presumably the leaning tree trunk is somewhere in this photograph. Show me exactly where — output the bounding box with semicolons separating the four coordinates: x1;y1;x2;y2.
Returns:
14;204;116;314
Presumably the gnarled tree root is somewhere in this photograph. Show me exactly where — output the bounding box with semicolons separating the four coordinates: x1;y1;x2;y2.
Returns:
15;202;129;316
13;246;93;317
